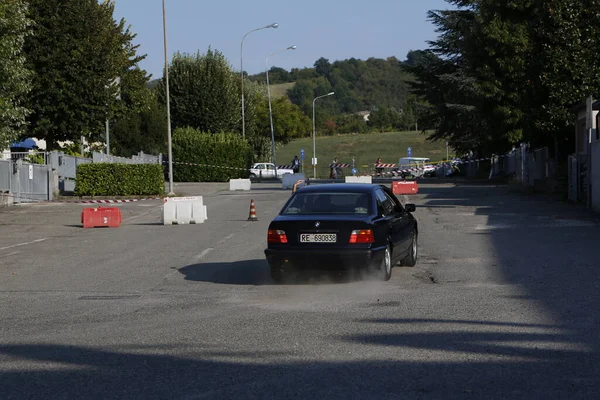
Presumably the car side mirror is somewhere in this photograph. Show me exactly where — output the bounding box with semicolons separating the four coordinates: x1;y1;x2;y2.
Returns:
405;203;416;213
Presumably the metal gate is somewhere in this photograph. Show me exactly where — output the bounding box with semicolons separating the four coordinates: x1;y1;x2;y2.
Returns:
10;159;51;203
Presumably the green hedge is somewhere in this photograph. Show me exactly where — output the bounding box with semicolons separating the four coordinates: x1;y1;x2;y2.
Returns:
74;163;164;196
172;127;252;182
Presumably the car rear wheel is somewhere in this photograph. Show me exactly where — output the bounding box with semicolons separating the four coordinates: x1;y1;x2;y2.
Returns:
379;244;392;281
401;229;418;267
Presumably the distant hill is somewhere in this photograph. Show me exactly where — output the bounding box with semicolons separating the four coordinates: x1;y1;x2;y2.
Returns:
247;56;416;118
268;82;296;99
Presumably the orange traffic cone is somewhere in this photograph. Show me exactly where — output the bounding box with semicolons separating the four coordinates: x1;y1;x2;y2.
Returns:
248;199;258;221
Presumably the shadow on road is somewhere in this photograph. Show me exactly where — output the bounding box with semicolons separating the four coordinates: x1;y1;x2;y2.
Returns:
418;181;600;391
179;260;387;286
179;259;272;285
0;324;598;399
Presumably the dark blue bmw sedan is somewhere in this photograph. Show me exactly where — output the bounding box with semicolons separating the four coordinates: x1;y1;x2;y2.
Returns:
264;183;418;282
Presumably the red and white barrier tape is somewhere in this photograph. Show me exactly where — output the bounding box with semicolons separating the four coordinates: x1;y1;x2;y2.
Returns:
169;161;296;171
0;192;162;204
169;161;249;171
374;155;505;170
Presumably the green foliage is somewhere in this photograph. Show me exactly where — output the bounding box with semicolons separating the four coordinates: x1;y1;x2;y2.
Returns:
0;0;32;149
61;142;84;157
248;56;415;136
255;97;312;145
25;152;45;165
111;88;167;157
408;0;600;158
246;135;272;163
249;67;291;85
277;130;446;177
74;163;164;197
172;127;252;182
22;0;147;150
157;48;253;134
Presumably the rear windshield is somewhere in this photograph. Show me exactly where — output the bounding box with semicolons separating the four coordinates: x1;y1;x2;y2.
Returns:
281;192;372;215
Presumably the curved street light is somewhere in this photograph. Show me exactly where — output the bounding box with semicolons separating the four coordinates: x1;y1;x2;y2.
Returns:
266;45;296;179
312;92;335;179
240;23;278;139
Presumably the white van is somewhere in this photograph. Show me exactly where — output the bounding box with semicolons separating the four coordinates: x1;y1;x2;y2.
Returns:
396;157;435;178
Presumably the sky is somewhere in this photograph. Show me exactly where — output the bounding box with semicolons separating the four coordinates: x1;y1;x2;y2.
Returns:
112;0;453;80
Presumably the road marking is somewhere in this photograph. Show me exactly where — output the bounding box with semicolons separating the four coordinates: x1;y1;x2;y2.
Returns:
0;251;20;258
0;238;47;251
194;248;214;261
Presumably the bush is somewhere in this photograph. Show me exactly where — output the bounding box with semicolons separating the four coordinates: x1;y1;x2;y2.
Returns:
172;127;253;182
75;163;164;196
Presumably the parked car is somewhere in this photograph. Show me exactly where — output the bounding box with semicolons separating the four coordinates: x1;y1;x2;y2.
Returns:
264;183;418;282
249;162;294;179
396;157;435;178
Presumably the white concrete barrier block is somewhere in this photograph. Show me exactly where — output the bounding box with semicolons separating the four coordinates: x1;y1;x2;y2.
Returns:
229;178;251;191
345;175;372;184
0;192;13;208
161;196;208;225
282;173;305;189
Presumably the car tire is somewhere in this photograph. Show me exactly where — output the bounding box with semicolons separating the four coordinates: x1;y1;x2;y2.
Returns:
379;244;392;281
401;229;418;267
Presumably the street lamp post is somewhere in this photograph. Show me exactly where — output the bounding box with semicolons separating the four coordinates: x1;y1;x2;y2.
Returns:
240;23;278;139
312;92;335;179
162;0;174;195
266;45;296;180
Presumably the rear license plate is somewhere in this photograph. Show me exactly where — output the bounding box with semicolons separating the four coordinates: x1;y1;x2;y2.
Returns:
300;233;337;243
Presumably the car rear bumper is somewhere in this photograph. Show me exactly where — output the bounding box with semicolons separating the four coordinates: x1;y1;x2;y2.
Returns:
264;246;386;271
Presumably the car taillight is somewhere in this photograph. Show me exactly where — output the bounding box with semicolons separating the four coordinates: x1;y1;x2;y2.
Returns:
268;229;288;244
349;229;374;244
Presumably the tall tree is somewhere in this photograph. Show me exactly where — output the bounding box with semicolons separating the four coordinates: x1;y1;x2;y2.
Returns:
0;0;32;149
407;1;533;155
157;47;264;137
156;49;241;133
254;97;312;144
524;0;600;155
22;0;147;149
408;0;600;157
110;87;167;157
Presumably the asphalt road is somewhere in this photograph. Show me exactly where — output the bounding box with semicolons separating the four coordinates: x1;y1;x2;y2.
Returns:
0;180;599;399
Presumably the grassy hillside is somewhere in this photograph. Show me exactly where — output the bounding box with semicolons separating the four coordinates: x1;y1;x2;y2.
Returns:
269;82;295;99
276;130;448;176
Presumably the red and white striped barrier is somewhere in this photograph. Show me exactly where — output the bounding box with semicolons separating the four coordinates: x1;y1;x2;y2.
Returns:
57;198;162;204
329;163;351;168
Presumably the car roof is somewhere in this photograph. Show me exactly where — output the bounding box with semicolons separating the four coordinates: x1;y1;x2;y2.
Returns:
295;183;381;194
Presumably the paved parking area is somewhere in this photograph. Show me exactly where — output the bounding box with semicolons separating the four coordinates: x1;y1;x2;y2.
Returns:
1;180;599;399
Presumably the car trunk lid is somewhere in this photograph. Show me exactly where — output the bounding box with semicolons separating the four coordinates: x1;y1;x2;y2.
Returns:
270;215;373;246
